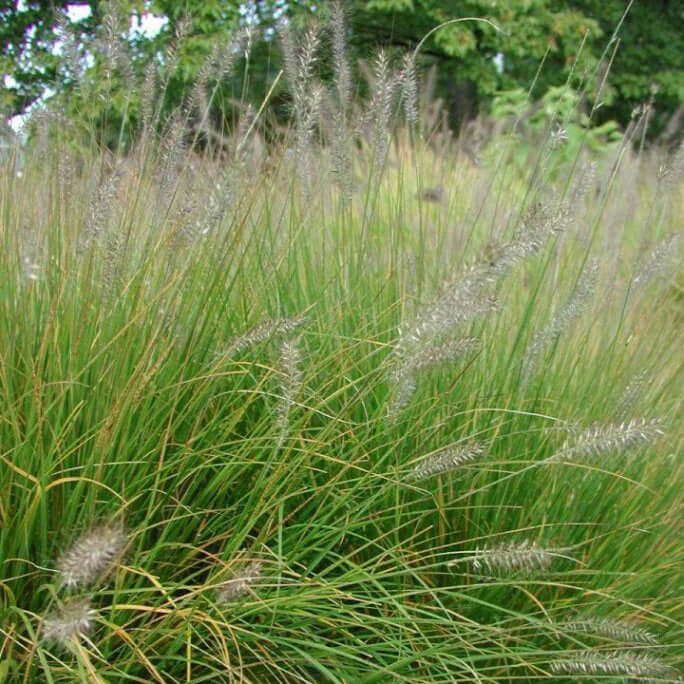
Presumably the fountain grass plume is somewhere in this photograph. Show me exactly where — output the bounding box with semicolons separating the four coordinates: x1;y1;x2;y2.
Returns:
550;651;679;680
217;560;263;603
448;539;570;575
388;337;481;418
223;314;308;357
276;335;304;449
559;616;659;644
407;442;486;482
552;417;664;463
522;258;599;382
43;599;97;647
57;522;127;589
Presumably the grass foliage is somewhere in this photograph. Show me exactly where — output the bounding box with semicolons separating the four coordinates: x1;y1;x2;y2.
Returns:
0;8;682;682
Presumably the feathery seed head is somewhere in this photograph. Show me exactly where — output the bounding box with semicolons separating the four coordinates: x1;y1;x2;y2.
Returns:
397;269;496;355
43;599;97;646
388;337;481;418
522;259;599;382
366;49;397;179
449;539;567;575
408;443;486;482
633;234;681;290
399;54;419;126
396;201;566;358
658;139;684;189
276;336;304;448
560;617;659;645
550;651;678;680
279;21;298;92
614;370;649;421
217;560;263;602
58;522;126;589
489;201;568;278
223;315;307;357
330;1;351;112
553;418;664;463
82;163;124;250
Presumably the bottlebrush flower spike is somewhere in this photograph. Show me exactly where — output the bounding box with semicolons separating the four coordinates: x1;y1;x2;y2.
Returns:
217;560;263;602
559;616;659;644
407;443;486;482
43;599;97;646
552;418;664;463
550;651;678;679
448;539;569;575
57;522;127;589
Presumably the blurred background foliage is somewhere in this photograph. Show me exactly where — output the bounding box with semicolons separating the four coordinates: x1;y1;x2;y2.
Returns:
1;0;682;147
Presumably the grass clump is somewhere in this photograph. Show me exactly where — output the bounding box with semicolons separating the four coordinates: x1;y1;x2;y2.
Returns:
0;7;682;682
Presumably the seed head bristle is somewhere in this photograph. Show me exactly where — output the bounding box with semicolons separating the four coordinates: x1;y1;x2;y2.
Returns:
449;539;567;575
330;1;351;112
388;338;481;417
489;201;569;279
158;110;186;201
399;53;419;126
57;522;127;589
614;370;649;421
217;560;263;602
279;21;299;92
633;234;681;291
553;418;664;463
276;336;304;449
658;139;684;189
523;259;599;382
397;268;496;354
55;10;82;87
396;201;567;356
550;651;678;680
43;599;97;646
560;617;659;645
408;442;486;482
330;1;353;200
223;315;308;357
82;163;124;251
141;61;158;131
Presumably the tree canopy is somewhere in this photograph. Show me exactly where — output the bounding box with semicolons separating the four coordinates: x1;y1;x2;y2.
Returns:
1;0;681;141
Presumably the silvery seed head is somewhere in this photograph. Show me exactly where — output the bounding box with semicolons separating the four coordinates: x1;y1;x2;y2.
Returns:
223;315;307;357
58;522;127;589
449;539;568;575
407;443;486;482
275;336;304;449
217;560;263;603
559;616;659;645
552;418;664;463
388;337;480;418
43;599;97;647
550;651;678;680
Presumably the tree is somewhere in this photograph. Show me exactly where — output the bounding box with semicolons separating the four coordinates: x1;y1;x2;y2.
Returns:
1;0;680;141
550;0;684;140
312;0;604;125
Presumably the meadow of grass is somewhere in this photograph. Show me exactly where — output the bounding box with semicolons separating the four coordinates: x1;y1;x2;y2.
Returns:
0;12;683;683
